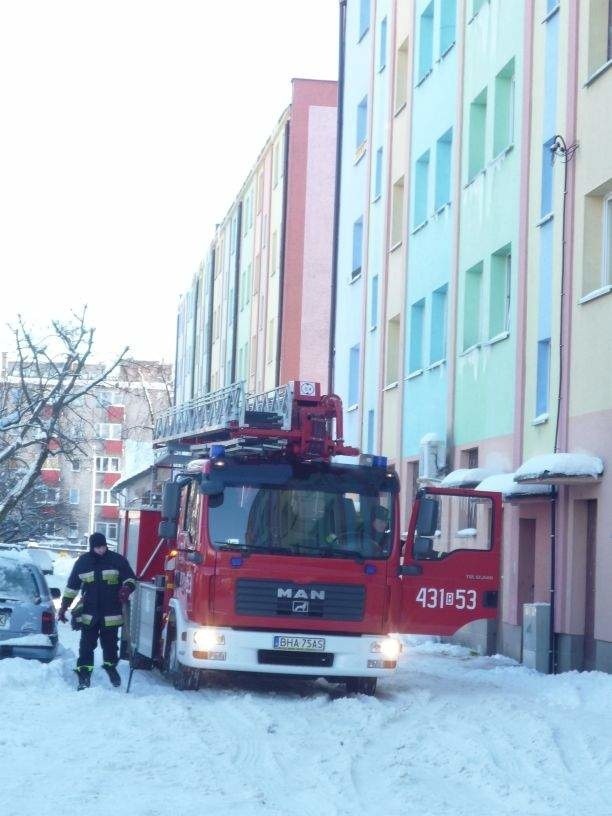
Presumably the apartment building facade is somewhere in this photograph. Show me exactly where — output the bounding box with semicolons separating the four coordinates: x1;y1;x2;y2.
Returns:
175;78;338;404
36;361;172;547
333;0;612;671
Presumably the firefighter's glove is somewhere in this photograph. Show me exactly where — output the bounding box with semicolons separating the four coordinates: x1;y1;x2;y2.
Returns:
57;602;69;624
118;585;133;605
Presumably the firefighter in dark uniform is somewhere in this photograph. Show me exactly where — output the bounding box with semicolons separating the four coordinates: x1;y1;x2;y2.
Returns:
57;532;136;690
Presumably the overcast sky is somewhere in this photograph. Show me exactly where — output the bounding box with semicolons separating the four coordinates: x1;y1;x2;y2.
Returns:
0;1;339;364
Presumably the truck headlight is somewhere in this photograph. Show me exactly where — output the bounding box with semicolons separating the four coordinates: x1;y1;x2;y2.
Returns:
193;628;225;650
371;637;401;660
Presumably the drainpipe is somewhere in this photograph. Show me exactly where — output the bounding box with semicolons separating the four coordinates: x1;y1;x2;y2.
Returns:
328;0;347;393
549;487;557;674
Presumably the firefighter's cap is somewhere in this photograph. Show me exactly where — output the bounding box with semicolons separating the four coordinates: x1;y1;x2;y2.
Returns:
89;532;107;550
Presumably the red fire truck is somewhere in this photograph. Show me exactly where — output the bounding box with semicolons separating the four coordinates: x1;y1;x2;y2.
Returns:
121;381;501;695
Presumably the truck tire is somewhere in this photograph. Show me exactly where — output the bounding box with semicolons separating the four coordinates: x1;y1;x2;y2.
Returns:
346;677;377;696
163;624;201;691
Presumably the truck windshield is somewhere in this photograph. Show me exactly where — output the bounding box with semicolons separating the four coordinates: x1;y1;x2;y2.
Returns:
207;464;395;560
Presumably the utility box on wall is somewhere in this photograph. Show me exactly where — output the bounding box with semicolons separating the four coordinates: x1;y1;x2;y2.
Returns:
522;603;551;673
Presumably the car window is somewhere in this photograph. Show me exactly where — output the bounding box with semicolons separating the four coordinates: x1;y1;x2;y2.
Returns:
0;562;39;601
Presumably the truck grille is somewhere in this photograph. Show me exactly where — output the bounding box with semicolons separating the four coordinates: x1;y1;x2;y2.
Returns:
235;579;365;621
257;649;334;668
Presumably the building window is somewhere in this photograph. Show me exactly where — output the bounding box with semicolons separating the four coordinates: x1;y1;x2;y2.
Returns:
95;489;118;506
348;345;361;407
96;522;118;541
38;487;60;505
370;275;379;329
271;231;278;276
541;137;556;217
374;147;383;199
418;2;434;82
366;409;375;454
536;338;551;416
352;218;364;279
378;17;387;71
359;0;370;39
267;319;275;364
68;488;80;505
257;171;264;213
391;176;405;245
68;523;78;539
71;460;81;472
95;456;121;473
435;129;452;210
395;38;409;111
463;261;483;350
587;0;612;74
273;143;280;188
583;192;612;295
489;245;512;338
409;300;425;373
468;88;487;181
604;193;612;285
493;59;515;157
97;423;122;440
414;152;429;228
356;96;368;149
430;285;448;364
440;0;456;55
386;315;401;384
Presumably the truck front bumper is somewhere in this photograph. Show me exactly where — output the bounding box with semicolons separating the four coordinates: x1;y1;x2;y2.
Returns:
176;626;401;678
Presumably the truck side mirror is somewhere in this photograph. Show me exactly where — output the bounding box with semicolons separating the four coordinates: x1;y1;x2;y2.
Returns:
161;482;181;523
158;520;178;539
413;535;434;560
416;497;439;537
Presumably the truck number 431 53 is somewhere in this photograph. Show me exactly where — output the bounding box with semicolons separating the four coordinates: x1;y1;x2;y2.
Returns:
415;587;477;611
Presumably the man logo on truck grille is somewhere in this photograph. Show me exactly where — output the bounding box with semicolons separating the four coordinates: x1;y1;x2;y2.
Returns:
292;600;309;613
277;588;326;600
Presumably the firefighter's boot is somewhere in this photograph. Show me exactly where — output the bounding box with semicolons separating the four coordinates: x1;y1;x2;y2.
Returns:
103;663;121;687
76;667;92;691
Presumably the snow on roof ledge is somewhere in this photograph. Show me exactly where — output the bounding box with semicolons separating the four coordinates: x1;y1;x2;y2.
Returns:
476;473;553;499
514;453;604;485
440;468;502;488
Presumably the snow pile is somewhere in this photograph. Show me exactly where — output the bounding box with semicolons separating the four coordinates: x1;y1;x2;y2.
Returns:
441;468;501;488
515;453;604;482
477;472;553;498
0;633;53;647
1;556;611;816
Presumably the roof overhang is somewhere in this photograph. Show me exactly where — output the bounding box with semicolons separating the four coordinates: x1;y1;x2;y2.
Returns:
476;473;554;500
514;453;604;485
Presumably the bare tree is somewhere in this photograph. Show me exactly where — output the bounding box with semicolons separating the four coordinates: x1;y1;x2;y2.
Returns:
0;309;128;530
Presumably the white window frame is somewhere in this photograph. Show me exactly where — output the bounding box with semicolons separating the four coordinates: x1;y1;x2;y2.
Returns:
95;521;118;541
68;488;80;505
97;423;122;440
95;456;121;473
95;489;119;506
603;193;612;286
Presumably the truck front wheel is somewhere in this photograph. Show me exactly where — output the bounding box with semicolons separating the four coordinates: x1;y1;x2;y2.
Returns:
163;625;201;691
346;677;377;696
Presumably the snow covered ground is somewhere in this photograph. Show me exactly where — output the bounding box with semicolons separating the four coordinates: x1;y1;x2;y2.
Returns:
1;555;611;816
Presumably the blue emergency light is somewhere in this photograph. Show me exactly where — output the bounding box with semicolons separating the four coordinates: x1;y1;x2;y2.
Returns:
210;444;225;459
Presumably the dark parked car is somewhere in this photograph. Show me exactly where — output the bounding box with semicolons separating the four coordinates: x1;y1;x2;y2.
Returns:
0;554;60;662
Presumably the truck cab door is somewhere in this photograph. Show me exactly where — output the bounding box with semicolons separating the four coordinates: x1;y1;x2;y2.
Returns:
398;487;502;636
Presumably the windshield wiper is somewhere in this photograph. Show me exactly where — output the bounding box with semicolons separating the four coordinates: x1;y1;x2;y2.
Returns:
214;541;294;555
0;597;21;603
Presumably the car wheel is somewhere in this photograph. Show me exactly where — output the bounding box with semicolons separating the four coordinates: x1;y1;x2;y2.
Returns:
346;677;377;696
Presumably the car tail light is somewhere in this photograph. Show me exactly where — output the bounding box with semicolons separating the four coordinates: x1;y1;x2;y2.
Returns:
41;610;55;634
